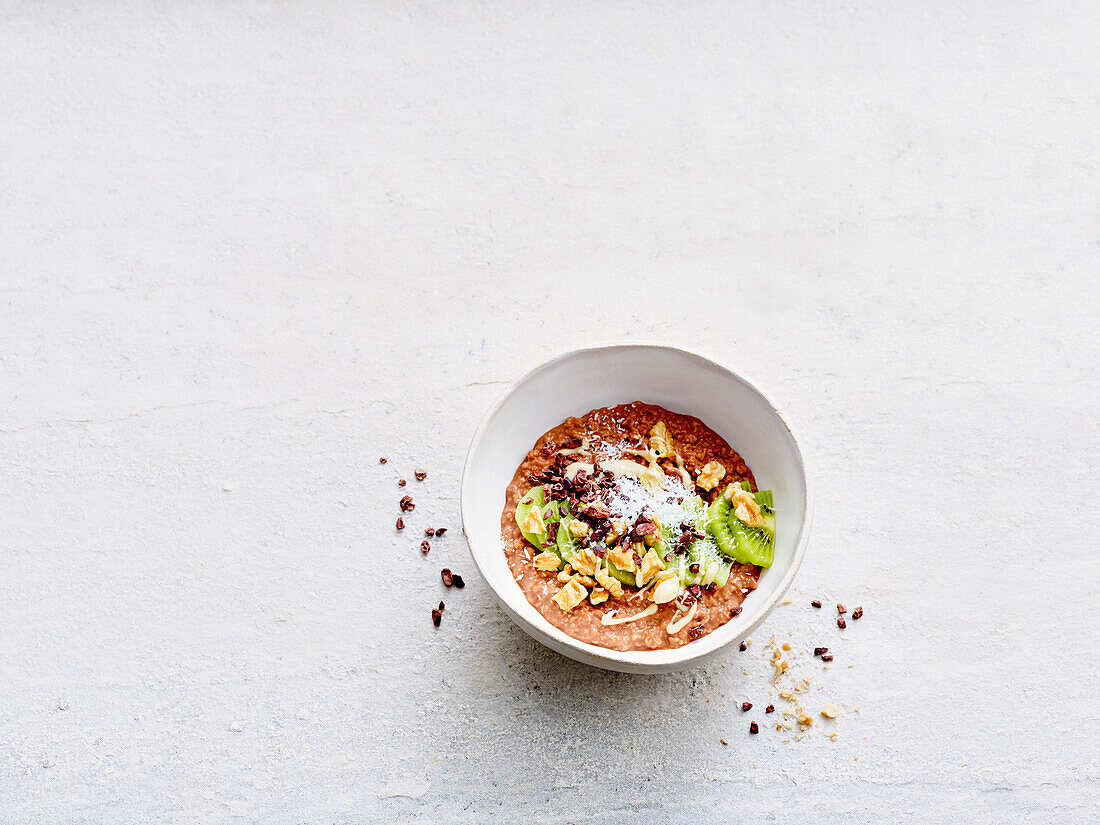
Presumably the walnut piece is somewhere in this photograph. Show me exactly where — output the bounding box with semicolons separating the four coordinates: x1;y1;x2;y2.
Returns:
608;545;637;573
589;587;609;606
696;461;726;491
571;547;599;577
595;566;624;598
724;481;764;527
519;508;546;536
648;421;676;459
533;552;561;571
551;578;588;611
639;549;666;585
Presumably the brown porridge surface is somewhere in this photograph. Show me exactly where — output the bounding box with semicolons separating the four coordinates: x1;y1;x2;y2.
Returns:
501;401;762;651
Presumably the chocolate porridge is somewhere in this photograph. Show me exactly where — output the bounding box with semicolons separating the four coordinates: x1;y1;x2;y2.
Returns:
500;402;776;651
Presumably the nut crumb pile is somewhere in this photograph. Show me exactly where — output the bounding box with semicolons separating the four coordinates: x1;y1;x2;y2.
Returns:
727;597;867;741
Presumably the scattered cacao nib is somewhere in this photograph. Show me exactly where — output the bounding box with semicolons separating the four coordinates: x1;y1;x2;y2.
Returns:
379;457;388;464
396;517;405;530
749;721;759;735
837;617;847;629
688;625;705;639
852;606;863;620
730;606;742;617
739;642;747;652
689;563;701;574
689;585;702;599
821;654;834;662
452;574;465;588
811;600;822;608
634;522;659;539
421;541;431;555
414;470;427;481
560;437;583;450
399;495;415;511
663;553;673;562
837;603;847;614
765;705;775;714
438;601;445;611
440;568;454;587
425;527;436;537
547;522;559;541
704;583;717;593
398;479;407;487
741;702;753;712
813;647;829;657
435;527;447;537
431;608;442;627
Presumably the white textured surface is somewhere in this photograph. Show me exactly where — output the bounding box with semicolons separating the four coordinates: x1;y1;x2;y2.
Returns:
1;2;1098;822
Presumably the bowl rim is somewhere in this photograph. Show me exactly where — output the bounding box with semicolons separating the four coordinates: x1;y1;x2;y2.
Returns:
460;342;813;670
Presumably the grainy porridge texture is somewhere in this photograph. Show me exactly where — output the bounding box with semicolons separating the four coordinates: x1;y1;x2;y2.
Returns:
500;402;761;651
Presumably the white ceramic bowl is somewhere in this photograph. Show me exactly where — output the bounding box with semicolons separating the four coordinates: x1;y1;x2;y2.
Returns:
461;344;812;673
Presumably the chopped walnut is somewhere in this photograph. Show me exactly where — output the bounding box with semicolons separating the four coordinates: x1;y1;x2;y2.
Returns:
595;566;624;598
519;508;546;536
608;545;637;573
724;481;764;527
639;549;666;585
551;578;588;611
571;547;599;576
533;551;561;571
589;587;609;606
696;461;726;491
568;519;590;539
648;421;676;459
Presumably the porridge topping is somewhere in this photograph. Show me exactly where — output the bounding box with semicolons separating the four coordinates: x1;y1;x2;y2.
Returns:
696;461;726;491
502;403;773;651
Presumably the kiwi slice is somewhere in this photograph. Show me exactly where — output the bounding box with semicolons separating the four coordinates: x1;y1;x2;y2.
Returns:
555;517;580;565
605;557;637;586
727;490;775;568
756;490;775;539
515;486;549;546
706;497;740;559
707;489;776;568
515;485;570;549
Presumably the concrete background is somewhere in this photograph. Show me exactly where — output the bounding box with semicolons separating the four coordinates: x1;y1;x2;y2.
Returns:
1;1;1097;822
